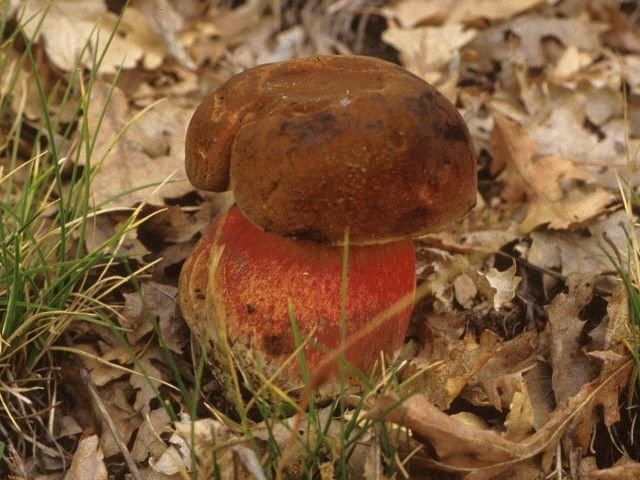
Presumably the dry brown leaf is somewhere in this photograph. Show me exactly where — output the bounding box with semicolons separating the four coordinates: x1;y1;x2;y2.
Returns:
527;209;631;277
581;455;640;479
172;418;263;479
491;114;613;232
382;23;475;84
547;292;600;405
550;45;597;85
85;81;192;207
605;283;632;349
131;407;171;462
381;0;455;28
503;390;535;441
448;0;549;23
483;263;521;309
368;352;632;478
463;330;540;410
99;386;142;457
453;273;477;308
122;281;186;353
564;350;632;454
63;435;107;480
471;14;601;67
130;347;166;411
20;1;166;73
407;328;500;409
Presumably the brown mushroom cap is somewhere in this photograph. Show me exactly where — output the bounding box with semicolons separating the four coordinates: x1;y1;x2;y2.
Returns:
185;55;477;244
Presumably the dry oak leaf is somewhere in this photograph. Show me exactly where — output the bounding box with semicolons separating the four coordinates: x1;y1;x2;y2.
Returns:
470;14;601;67
382;23;476;83
407;326;500;410
527;209;632;278
84;80;192;207
491;113;613;232
64;435;108;480
20;1;166;73
463;329;539;411
368;352;632;479
383;0;553;28
122;281;186;353
547;293;600;405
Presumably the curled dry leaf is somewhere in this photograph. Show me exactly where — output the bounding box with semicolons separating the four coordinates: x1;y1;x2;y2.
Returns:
131;407;171;463
580;455;640;479
527;209;631;278
368;351;632;479
406;326;500;409
463;329;540;411
482;262;521;310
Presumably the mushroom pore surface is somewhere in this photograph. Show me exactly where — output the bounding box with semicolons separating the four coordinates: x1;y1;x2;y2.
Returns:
185;55;477;244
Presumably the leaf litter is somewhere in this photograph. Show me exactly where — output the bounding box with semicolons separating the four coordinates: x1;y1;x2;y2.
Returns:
4;0;640;478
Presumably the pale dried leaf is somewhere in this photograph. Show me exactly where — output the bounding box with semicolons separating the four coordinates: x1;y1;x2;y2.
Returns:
85;81;192;206
471;14;601;67
448;0;549;23
453;273;477;308
483;263;521;309
132;408;171;462
20;1;166;73
381;0;455;28
492;114;613;232
64;435;107;480
503;390;535;441
382;24;475;82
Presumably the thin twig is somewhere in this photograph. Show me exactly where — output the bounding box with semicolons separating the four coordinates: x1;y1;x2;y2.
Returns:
79;368;143;480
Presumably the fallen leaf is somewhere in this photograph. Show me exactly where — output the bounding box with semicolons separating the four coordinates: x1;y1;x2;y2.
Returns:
406;327;500;409
503;390;535;441
382;23;475;83
491;114;613;232
20;1;166;73
471;14;601;67
448;0;549;24
547;292;600;405
132;408;171;462
368;352;632;478
483;263;521;310
581;455;640;479
64;435;107;480
84;81;192;207
381;0;455;28
122;281;186;353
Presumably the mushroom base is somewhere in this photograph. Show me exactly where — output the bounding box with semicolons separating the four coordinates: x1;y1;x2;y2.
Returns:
179;205;416;397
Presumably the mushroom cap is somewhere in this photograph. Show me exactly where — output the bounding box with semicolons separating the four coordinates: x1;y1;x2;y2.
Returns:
178;205;416;395
185;55;477;244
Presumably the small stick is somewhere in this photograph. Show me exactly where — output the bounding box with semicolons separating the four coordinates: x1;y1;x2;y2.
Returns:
79;368;143;480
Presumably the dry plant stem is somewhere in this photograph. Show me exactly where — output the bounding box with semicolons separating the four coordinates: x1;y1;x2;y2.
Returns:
79;368;142;480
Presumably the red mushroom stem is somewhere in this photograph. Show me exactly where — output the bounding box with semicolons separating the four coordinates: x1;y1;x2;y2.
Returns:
179;205;416;394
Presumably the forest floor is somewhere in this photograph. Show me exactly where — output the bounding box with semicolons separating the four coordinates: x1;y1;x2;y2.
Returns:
2;0;640;479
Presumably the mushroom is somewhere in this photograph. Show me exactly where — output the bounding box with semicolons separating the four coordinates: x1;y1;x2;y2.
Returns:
179;55;477;395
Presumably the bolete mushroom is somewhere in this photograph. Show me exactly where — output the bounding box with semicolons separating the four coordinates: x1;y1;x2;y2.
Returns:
179;55;477;395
